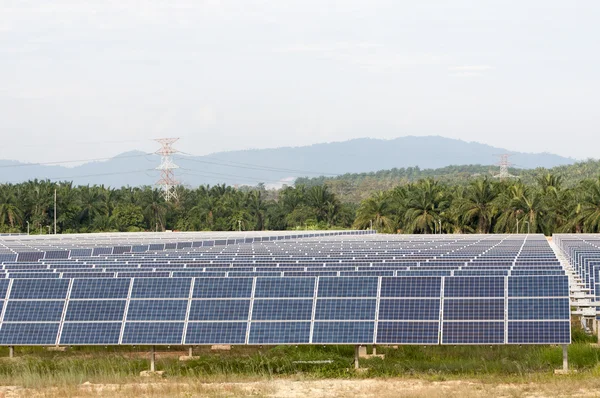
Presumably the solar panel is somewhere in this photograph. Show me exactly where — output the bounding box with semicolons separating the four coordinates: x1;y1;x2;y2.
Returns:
0;232;572;347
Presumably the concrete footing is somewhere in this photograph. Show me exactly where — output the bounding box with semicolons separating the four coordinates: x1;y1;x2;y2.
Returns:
554;344;571;375
211;345;232;351
179;356;200;361
358;346;385;360
46;346;68;352
140;371;165;377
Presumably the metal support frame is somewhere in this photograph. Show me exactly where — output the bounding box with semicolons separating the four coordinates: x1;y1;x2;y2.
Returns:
150;346;156;372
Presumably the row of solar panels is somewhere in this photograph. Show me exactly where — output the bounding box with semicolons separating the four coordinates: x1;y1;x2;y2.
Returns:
0;233;547;260
0;270;567;279
0;231;376;256
0;275;570;345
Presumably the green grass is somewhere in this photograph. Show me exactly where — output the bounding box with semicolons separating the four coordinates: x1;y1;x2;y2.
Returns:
1;331;600;388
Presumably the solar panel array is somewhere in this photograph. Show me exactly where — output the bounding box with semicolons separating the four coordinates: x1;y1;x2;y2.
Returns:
554;234;600;318
0;232;571;346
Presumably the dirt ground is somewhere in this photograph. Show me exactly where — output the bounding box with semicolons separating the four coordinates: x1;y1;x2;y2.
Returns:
2;378;600;398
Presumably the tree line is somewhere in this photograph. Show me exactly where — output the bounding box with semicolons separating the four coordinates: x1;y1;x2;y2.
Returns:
297;159;600;203
354;174;600;234
0;180;355;234
1;173;600;235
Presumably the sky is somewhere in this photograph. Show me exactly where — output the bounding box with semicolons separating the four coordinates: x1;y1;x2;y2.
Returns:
1;0;599;164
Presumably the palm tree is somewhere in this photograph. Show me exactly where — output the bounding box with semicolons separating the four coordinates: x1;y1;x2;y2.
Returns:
579;177;600;232
247;190;267;230
354;191;395;232
78;185;104;228
457;178;497;233
0;185;23;229
404;178;448;234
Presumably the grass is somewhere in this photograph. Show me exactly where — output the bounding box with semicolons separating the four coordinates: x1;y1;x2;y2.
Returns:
1;343;600;387
0;327;600;395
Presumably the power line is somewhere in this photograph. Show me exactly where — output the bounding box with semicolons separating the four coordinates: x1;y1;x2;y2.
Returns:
175;152;340;177
179;168;290;185
2;169;158;184
0;153;155;169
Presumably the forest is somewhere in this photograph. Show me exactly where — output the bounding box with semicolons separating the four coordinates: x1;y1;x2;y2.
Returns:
1;170;600;235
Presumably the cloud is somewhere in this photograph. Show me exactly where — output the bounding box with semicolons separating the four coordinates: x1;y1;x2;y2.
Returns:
277;41;446;72
448;65;494;77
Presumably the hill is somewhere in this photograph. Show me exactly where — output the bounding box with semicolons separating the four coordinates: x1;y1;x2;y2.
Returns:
0;136;576;187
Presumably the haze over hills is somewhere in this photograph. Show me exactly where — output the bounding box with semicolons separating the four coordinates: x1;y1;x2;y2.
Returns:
0;136;576;188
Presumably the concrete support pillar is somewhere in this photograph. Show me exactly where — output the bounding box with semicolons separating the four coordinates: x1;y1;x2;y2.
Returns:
189;346;193;357
354;345;360;370
372;346;377;356
592;318;597;333
597;320;600;343
562;344;568;372
150;346;156;372
8;346;14;358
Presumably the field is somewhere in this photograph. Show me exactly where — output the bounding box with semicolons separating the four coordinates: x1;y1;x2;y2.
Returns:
0;328;599;398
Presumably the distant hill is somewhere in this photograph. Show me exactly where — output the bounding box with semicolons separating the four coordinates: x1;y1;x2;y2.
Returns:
0;136;576;187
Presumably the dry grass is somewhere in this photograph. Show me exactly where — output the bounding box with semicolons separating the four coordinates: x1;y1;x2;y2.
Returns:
4;378;600;398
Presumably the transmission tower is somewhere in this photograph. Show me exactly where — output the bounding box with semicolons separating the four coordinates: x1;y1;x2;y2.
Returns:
155;138;180;201
493;154;518;179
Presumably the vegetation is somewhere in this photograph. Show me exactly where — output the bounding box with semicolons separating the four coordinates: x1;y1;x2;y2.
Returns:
0;181;355;234
352;175;600;234
297;159;600;203
3;164;600;235
1;339;600;388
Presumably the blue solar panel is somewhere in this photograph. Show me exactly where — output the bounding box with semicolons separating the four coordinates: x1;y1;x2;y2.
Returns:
444;277;505;298
131;278;192;298
4;300;64;322
122;322;184;344
10;279;70;299
312;321;374;344
507;321;570;344
127;300;188;321
0;323;59;345
317;277;377;297
65;300;126;321
442;322;504;344
248;322;310;344
193;278;253;298
508;276;569;297
380;277;441;297
189;300;250;321
0;279;10;299
60;322;122;345
443;299;505;321
508;298;570;320
252;299;313;321
377;322;439;344
70;279;131;299
254;277;315;298
379;299;440;320
185;322;248;345
315;299;376;320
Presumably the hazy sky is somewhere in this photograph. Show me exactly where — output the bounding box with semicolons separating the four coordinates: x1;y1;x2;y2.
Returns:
1;0;598;164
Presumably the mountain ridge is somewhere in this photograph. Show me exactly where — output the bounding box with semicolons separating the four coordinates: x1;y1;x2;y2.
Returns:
0;136;577;187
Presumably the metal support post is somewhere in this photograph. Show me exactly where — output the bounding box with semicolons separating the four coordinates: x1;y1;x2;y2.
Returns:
354;345;360;369
8;346;14;358
562;344;568;372
150;346;156;372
